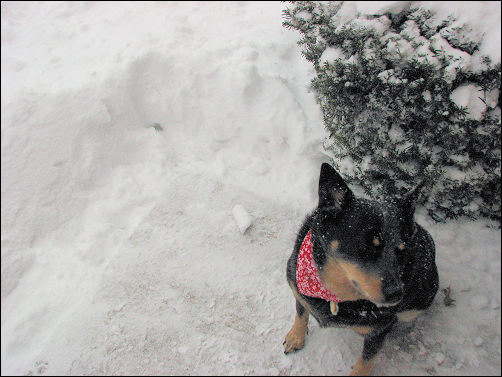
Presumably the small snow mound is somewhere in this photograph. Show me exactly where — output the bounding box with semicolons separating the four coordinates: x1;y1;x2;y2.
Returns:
232;204;253;234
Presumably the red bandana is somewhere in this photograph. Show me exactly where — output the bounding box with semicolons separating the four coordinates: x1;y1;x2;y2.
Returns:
296;230;342;302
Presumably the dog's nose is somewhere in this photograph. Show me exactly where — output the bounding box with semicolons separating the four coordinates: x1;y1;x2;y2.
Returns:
382;277;403;304
383;285;403;304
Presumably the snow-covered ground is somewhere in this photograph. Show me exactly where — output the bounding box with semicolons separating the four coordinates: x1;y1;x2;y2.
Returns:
1;1;500;375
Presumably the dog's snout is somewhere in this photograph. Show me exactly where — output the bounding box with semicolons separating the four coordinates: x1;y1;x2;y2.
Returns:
382;275;403;304
383;285;403;304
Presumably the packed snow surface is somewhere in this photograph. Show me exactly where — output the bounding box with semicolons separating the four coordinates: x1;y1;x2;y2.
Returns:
1;1;500;376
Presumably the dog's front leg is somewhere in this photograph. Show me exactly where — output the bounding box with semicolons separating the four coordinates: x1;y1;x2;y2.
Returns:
350;318;396;376
283;300;309;353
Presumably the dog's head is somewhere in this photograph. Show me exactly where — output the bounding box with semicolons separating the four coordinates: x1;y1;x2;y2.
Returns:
311;163;425;307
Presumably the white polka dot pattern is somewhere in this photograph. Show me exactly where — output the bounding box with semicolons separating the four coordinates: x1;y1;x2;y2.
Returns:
296;230;342;302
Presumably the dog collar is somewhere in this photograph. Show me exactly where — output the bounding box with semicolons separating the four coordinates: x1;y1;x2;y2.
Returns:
296;230;342;304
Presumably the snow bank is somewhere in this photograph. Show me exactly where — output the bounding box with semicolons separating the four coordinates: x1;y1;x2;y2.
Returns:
1;1;325;294
2;2;326;374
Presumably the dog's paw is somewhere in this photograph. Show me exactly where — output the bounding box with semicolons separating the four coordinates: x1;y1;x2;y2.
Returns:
349;355;376;376
283;327;307;354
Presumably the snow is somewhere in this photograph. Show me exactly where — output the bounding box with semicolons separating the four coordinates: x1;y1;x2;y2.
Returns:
420;1;502;65
350;15;391;36
450;84;487;121
470;296;490;311
429;33;472;82
355;1;410;16
1;1;500;376
388;125;405;143
295;10;312;22
378;69;408;85
320;46;345;64
232;205;253;234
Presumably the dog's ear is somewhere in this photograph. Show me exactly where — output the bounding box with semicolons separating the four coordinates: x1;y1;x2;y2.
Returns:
399;181;426;236
318;163;354;211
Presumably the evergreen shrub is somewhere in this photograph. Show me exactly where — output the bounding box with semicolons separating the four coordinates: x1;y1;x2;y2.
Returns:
283;1;501;222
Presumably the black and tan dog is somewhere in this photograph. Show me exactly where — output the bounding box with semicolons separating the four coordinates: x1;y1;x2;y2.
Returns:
284;163;439;376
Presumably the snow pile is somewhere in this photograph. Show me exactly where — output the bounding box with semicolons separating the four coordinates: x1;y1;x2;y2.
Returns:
1;1;500;376
1;0;324;296
232;205;254;234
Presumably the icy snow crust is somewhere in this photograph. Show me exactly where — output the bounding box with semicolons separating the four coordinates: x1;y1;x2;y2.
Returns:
1;1;500;376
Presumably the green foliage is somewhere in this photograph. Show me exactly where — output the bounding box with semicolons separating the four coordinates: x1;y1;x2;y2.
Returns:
283;1;501;222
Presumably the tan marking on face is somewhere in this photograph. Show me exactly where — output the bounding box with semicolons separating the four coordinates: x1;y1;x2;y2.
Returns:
372;238;380;246
397;310;422;322
398;243;405;250
331;240;339;252
319;257;367;302
335;259;385;304
350;354;377;376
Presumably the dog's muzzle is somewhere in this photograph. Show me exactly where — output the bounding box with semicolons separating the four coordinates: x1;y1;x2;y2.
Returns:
381;275;404;305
